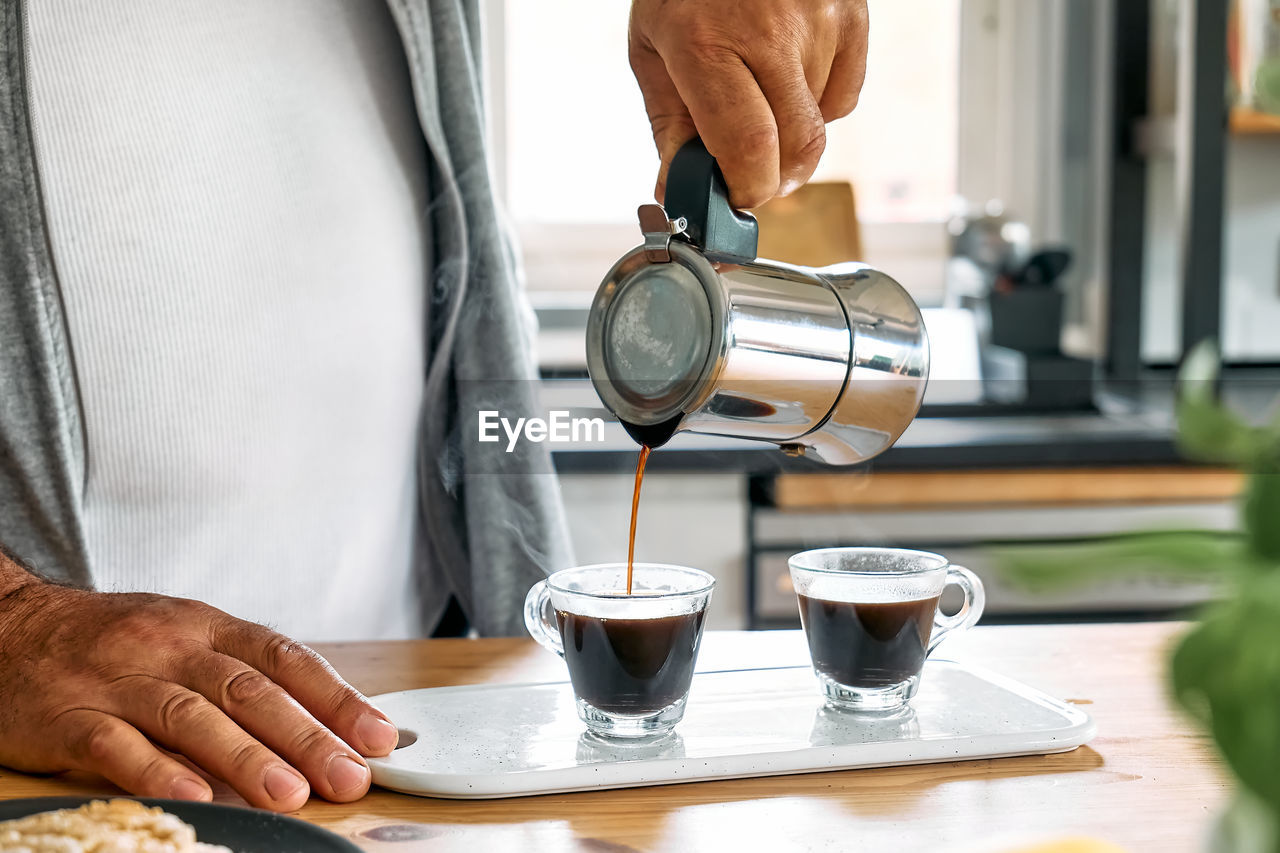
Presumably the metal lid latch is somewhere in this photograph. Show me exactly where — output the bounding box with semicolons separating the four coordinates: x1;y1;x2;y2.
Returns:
637;204;687;263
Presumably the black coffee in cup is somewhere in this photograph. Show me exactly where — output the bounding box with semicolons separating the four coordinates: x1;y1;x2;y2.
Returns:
796;594;941;688
526;564;715;737
555;609;705;714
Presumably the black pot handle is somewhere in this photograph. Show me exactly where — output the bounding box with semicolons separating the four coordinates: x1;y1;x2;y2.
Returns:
662;138;759;264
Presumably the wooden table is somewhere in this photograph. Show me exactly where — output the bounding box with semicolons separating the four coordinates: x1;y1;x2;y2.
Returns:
0;623;1228;851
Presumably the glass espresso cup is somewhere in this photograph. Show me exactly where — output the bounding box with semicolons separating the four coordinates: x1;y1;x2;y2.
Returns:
789;548;985;714
524;563;714;739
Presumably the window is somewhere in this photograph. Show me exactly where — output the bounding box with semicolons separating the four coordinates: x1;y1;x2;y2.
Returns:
487;1;965;299
501;1;652;226
812;1;959;224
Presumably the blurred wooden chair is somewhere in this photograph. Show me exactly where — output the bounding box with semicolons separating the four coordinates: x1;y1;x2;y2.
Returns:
752;181;863;267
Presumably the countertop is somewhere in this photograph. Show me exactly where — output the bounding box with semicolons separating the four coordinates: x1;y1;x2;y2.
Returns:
0;622;1229;852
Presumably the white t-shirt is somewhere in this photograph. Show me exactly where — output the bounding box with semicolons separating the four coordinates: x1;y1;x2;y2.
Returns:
25;0;432;641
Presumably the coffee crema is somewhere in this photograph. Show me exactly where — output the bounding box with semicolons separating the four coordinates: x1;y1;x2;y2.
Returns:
796;593;941;687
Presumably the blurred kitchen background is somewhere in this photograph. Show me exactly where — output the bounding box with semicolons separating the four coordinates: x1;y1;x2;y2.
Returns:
481;0;1280;629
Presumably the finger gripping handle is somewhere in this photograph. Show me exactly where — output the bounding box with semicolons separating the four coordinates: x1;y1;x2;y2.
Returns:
523;581;564;657
663;137;759;263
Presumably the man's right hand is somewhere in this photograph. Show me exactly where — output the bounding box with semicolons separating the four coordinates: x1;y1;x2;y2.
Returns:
629;0;870;209
0;579;400;811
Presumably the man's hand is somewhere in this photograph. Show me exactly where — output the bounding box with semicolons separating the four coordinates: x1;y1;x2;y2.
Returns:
630;0;869;209
0;582;399;811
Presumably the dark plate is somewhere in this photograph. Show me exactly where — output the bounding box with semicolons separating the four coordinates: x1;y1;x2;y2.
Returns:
0;797;360;852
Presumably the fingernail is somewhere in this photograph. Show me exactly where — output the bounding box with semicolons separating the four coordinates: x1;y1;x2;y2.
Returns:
780;179;802;198
326;754;369;795
355;714;399;754
169;777;211;801
264;765;307;803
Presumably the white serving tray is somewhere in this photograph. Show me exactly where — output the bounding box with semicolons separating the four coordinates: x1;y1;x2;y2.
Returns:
368;662;1095;799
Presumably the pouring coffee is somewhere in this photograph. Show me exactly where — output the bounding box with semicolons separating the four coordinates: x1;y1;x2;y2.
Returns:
587;139;931;597
586;138;930;465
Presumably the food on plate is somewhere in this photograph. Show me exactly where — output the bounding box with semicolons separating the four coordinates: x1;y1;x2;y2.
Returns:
0;799;232;852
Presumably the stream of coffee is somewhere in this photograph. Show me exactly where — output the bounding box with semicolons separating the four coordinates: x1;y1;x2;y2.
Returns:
625;445;651;595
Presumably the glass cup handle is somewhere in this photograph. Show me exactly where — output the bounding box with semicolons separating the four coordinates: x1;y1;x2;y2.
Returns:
523;580;564;657
928;565;986;655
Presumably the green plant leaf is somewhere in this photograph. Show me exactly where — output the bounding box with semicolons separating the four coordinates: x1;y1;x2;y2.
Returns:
1172;571;1280;825
1176;341;1262;466
1255;58;1280;114
994;531;1254;591
1179;338;1223;392
1244;473;1280;563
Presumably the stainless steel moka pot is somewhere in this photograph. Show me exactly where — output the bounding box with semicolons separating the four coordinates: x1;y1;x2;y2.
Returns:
586;139;929;465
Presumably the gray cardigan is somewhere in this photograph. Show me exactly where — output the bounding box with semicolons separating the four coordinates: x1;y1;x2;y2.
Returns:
0;0;572;636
